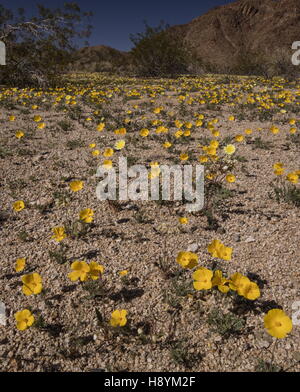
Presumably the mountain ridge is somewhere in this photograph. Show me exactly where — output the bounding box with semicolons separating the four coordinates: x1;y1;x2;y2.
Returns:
73;0;300;74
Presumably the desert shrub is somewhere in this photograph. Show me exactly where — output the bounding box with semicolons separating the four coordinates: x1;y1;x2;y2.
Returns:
267;48;300;79
129;21;197;78
0;3;92;87
228;47;299;78
230;47;266;76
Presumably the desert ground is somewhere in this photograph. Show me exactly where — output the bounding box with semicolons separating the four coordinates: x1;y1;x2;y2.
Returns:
0;73;300;372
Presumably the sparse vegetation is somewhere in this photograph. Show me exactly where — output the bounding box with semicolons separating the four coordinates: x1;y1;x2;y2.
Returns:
1;69;299;373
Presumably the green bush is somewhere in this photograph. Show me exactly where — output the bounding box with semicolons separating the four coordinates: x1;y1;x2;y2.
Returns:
0;3;92;87
129;22;197;78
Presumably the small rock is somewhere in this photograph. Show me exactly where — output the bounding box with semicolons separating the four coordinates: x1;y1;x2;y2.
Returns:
293;352;300;361
233;234;241;242
32;154;43;163
245;236;255;243
187;243;199;252
257;340;271;349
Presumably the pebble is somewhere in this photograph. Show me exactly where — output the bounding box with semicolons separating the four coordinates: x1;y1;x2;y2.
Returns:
187;243;199;252
233;234;241;242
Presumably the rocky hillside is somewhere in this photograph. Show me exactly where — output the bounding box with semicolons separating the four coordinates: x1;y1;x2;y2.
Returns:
72;0;300;74
175;0;300;69
71;45;129;72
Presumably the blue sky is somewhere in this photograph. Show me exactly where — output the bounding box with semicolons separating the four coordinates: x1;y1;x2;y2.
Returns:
1;0;234;51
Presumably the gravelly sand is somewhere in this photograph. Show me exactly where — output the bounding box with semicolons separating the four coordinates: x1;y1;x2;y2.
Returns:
0;74;300;372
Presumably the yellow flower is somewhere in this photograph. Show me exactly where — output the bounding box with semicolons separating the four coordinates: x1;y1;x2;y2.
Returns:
199;155;208;163
235;135;244;142
211;270;230;293
175;130;183;138
229;273;250;296
176;251;198;269
92;149;100;156
21;273;42;295
226;174;236;183
274;168;285;175
183;130;191;137
13;200;25;212
193;268;213;290
115;140;126;150
89;143;96;148
9;115;16;121
156;126;168;134
69;180;84;192
148;167;161;179
244;128;253;135
207;146;217;156
264;309;293;339
37;122;46;129
289;119;296;125
286;172;299;184
119;270;128;276
15;131;24;139
163;141;172;148
270;125;279;134
228;115;235;121
184;121;193;129
103;160;113;169
273;162;285;176
103;148;114;157
210;140;219;149
180;153;189;161
51;227;67;242
290;128;297;134
206;173;216;180
15;258;26;272
110;309;128;327
79;208;94;223
207;239;232;261
178;217;189;224
115;127;127;135
88;261;104;280
97;123;105;132
139;128;149;137
212;130;220;137
69;261;90;282
273;162;283;170
224;144;236;155
33;115;42;122
15;309;35;331
243;281;260;300
175;120;183;128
